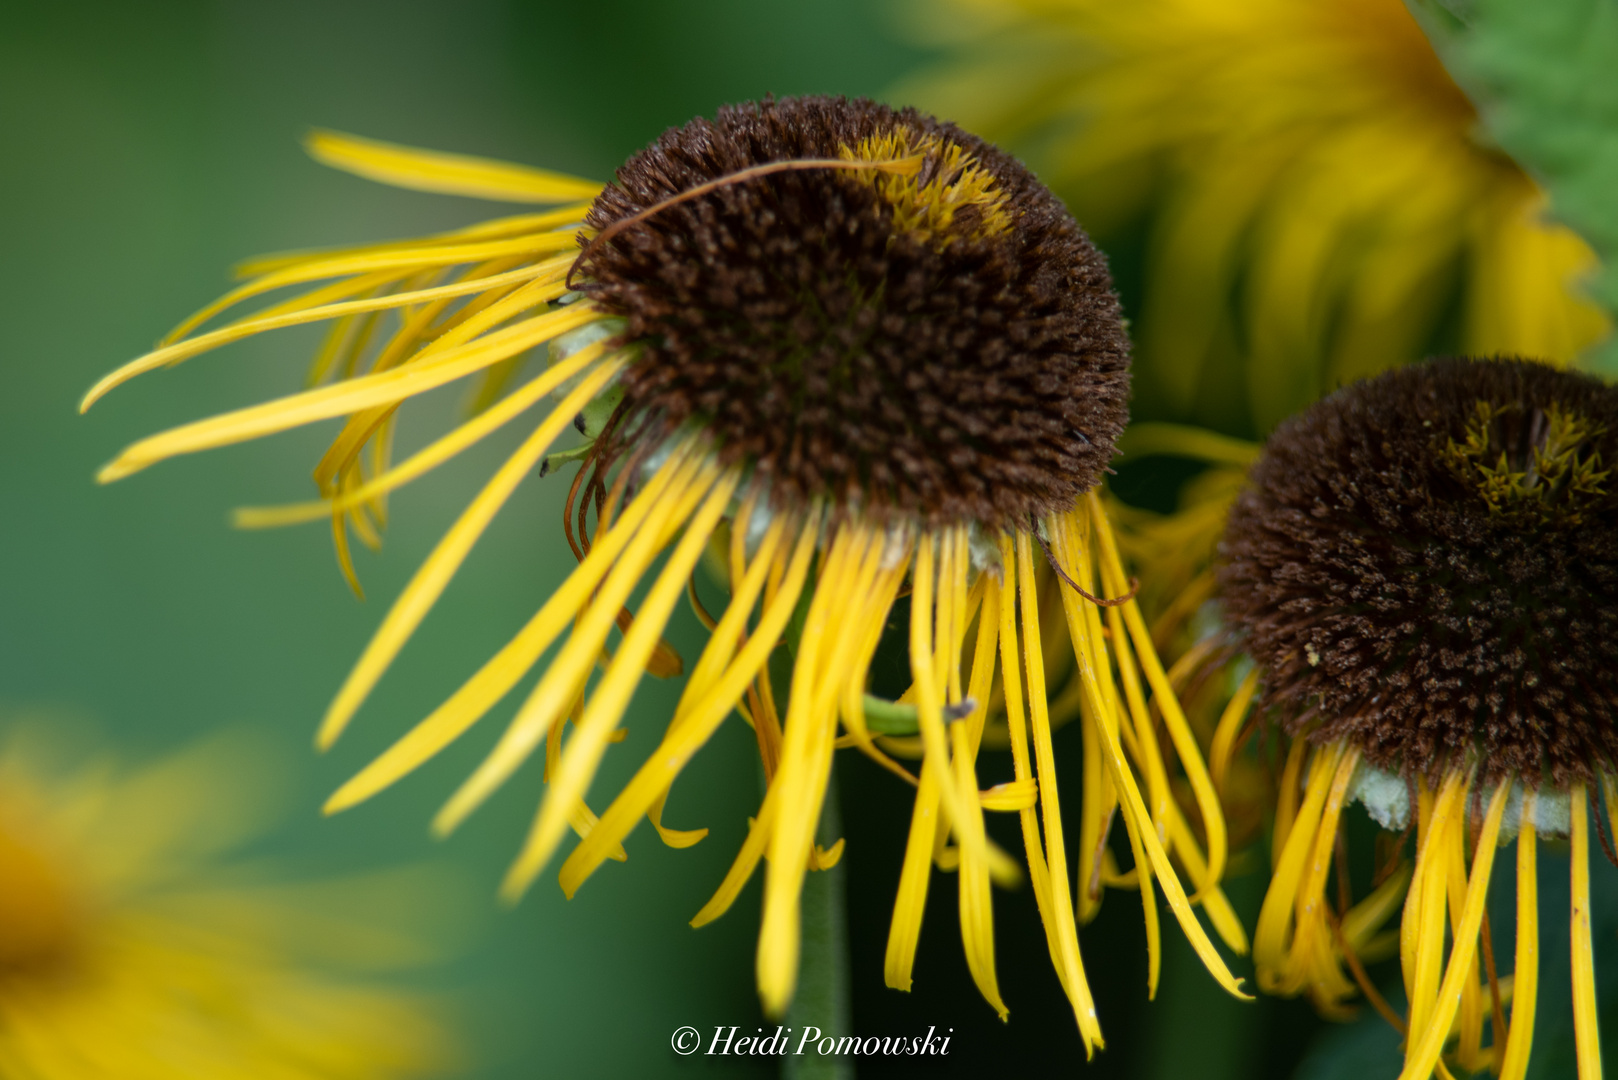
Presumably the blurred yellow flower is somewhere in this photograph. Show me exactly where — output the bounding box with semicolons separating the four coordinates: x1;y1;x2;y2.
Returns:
903;0;1611;430
0;722;452;1079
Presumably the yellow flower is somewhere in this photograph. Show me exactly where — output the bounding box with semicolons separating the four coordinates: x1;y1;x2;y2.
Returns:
0;722;451;1079
1220;358;1617;1079
903;0;1610;430
84;96;1249;1043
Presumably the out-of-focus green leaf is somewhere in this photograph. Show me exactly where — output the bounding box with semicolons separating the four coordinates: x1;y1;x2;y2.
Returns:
1411;0;1618;373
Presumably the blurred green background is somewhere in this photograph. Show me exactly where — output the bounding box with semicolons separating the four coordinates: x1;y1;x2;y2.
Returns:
3;2;1614;1078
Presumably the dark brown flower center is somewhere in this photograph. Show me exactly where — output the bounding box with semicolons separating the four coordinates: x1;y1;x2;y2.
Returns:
1220;357;1618;784
575;96;1131;528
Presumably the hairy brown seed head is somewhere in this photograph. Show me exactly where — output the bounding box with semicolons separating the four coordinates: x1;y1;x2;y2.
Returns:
576;95;1130;528
1220;357;1618;785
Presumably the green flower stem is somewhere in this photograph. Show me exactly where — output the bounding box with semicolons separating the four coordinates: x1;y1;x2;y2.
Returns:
783;761;852;1080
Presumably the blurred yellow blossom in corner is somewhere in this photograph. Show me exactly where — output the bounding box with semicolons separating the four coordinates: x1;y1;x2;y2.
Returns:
0;719;455;1079
898;0;1610;432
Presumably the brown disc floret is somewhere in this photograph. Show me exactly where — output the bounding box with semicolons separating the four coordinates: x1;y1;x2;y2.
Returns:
1220;357;1618;785
576;95;1130;528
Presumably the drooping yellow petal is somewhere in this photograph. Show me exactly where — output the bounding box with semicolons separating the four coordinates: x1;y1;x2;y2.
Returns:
1339;862;1412;954
501;468;740;899
558;509;814;897
89;262;564;418
306;129;604;204
322;440;694;812
235;206;593;277
1049;512;1164;997
306;270;577;493
951;715;1007;1018
1165;802;1249;955
238;350;624;529
1403;772;1469;1053
669;494;779;720
1090;492;1228;896
1569;782;1605;1080
432;452;715;834
886;759;945;993
1398;777;1510;1080
1272;738;1310;872
90;235;582;402
1284;747;1361;1008
953;591;1010;1014
909;536;968;832
97;301;599;482
1254;750;1347;992
1014;531;1110;1045
1209;668;1260;795
757;529;873;1015
1499;790;1539;1080
307;336;614;755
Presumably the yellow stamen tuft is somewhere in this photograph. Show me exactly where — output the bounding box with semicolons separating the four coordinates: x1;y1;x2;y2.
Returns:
843;129;1012;247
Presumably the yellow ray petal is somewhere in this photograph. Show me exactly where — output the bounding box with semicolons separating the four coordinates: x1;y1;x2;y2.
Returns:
1165;802;1249;955
306;129;604;203
501;468;739;899
1340;862;1413;953
1286;747;1361;1003
1047;510;1165;996
1014;532;1108;1046
758;526;879;1016
990;532;1084;1039
236;205;593;277
309;334;609;749
952;561;1008;1015
1499;790;1539;1080
980;778;1037;812
1404;773;1468;1049
238;349;624;529
886;760;944;993
321;438;692;812
909;537;967;832
1090;493;1228;897
952;716;1006;1017
558;512;817;897
86;262;564;416
693;797;779;931
97;300;597;482
670;495;784;721
1078;619;1251;1001
1209;668;1260;795
431;453;714;833
306;268;576;491
1398;777;1510;1080
105;231;581;387
1570;782;1604;1080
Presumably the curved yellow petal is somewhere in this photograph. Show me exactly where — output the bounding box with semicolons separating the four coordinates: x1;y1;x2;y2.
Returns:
307;129;604;204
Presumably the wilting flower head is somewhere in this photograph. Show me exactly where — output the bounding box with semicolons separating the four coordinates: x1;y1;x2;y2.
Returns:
1220;357;1617;1079
0;723;450;1078
905;0;1610;429
84;96;1248;1040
